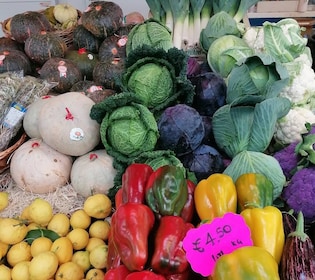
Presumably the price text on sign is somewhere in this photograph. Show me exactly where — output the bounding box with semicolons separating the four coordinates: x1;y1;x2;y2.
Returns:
182;212;253;277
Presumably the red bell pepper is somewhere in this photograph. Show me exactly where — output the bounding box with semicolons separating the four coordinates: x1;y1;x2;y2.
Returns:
115;188;123;209
151;215;194;275
106;227;121;270
180;179;196;223
165;269;191;280
122;163;153;204
111;202;155;271
103;264;130;280
125;270;166;280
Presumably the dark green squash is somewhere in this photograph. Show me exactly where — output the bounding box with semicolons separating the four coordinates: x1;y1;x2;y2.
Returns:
98;34;127;62
24;31;67;65
39;57;83;93
65;48;98;80
0;37;23;52
92;58;125;90
81;1;123;39
70;80;115;103
72;25;102;53
10;11;52;43
0;50;32;74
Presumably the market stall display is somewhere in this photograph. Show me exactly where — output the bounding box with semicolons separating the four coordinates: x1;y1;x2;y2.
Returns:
1;0;315;279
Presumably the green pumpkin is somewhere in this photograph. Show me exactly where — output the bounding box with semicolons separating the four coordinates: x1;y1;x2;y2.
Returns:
65;48;98;80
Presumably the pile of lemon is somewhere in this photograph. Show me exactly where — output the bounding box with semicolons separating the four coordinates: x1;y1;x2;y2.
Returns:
0;192;112;280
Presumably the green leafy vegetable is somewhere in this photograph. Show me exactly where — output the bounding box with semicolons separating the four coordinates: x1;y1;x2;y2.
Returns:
121;45;194;112
93;93;159;163
207;34;254;78
226;54;290;104
223;150;286;199
263;19;307;63
126;19;173;55
199;11;241;52
212;97;291;158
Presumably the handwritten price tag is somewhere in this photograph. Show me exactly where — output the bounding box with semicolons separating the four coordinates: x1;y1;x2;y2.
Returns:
182;212;252;277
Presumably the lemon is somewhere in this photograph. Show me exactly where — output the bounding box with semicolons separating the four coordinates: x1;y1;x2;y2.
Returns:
0;264;11;280
66;228;89;250
11;260;30;280
50;236;73;264
55;261;85;280
89;220;110;241
85;237;105;252
6;241;32;267
85;268;105;280
29;251;59;280
70;209;91;229
30;236;53;257
20;205;32;222
83;194;112;219
72;250;91;272
0;218;28;245
0;191;9;211
28;198;53;226
0;241;9;259
47;213;70;237
89;244;108;269
27;222;42;231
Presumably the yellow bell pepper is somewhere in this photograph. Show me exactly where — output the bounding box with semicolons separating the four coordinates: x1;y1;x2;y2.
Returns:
194;173;237;222
210;246;280;280
240;205;285;264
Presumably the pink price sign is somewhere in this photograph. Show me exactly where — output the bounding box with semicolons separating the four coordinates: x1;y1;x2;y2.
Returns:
182;212;253;277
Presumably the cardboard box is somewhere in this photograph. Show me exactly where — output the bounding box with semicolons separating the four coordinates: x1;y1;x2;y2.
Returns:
256;0;309;13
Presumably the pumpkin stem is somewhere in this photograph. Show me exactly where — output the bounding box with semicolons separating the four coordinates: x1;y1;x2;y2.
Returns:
31;142;40;148
65;107;74;120
89;153;98;161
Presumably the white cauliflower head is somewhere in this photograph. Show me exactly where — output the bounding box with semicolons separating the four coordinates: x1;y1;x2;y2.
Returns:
279;61;315;107
242;26;265;53
274;107;315;144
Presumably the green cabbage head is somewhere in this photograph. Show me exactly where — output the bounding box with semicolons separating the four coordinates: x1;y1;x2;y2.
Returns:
100;102;159;163
127;62;174;109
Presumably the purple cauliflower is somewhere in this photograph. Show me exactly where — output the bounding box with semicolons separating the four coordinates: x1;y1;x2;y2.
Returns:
273;142;300;180
282;166;315;223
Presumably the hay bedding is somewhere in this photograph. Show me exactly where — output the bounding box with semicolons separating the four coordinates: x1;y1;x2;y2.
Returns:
0;170;85;218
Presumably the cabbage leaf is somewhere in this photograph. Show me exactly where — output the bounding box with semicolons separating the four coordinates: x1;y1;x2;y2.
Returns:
263;19;307;63
226;54;289;104
212;97;291;158
223;150;286;199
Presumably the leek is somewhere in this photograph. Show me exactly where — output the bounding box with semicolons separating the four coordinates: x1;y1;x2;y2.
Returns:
145;0;164;22
190;0;206;45
169;0;190;49
200;0;213;29
233;0;260;22
160;0;174;33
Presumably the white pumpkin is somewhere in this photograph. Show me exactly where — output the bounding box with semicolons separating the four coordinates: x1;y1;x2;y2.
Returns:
23;95;55;138
53;3;78;24
70;149;117;197
10;138;73;194
37;92;100;157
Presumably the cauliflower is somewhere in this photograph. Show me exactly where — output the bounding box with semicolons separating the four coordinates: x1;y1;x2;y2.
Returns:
279;54;315;108
282;166;315;223
242;26;265;53
274;107;315;144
